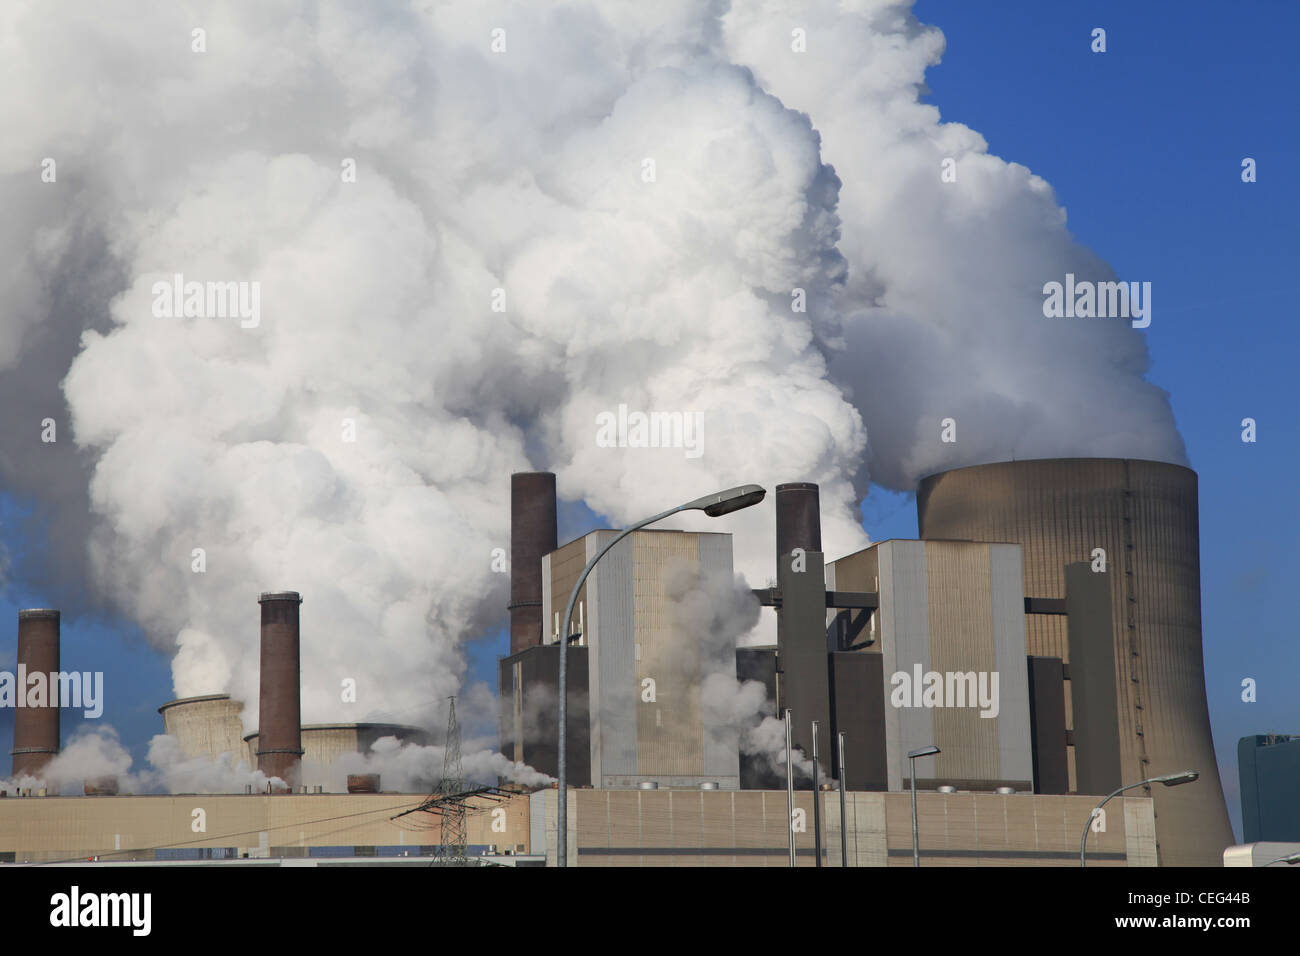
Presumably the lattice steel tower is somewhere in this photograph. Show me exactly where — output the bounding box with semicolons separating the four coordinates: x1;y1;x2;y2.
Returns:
436;696;467;861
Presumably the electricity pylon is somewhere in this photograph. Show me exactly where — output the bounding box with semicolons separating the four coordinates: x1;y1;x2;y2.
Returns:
436;696;466;862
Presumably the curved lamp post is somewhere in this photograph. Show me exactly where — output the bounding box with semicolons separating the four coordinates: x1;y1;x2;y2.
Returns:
1262;852;1300;867
1079;770;1198;867
907;745;940;867
556;484;766;867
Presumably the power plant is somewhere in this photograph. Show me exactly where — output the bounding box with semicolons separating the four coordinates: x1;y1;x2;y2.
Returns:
0;459;1243;866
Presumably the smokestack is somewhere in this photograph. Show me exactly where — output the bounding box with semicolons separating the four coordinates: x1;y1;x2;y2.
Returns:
509;472;557;655
11;609;60;779
256;591;303;790
775;482;821;561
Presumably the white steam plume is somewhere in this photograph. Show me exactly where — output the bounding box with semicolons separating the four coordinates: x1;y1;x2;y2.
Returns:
0;726;286;796
0;1;1183;744
330;735;554;793
721;0;1186;489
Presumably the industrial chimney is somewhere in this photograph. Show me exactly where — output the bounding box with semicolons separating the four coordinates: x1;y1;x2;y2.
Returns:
775;482;821;561
509;472;557;655
11;609;60;779
772;484;831;787
256;592;304;791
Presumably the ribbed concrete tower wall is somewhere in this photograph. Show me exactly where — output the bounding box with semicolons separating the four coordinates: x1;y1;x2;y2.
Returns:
256;592;304;789
11;609;60;778
510;473;557;655
158;694;246;761
916;458;1232;866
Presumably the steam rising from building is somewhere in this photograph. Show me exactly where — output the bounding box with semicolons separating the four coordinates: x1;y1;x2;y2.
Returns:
0;2;1182;746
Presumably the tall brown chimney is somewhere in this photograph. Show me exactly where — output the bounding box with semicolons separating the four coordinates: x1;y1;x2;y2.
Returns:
509;472;557;655
775;482;821;561
11;609;60;779
256;591;303;790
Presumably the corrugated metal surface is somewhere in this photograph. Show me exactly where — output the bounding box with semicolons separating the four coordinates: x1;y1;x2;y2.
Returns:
634;533;704;778
697;534;740;781
990;545;1034;785
917;458;1232;866
925;541;997;784
878;541;932;789
591;531;635;781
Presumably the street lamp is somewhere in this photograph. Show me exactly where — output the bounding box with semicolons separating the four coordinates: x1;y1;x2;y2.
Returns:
1079;770;1199;867
907;745;940;867
555;484;766;867
1262;852;1300;866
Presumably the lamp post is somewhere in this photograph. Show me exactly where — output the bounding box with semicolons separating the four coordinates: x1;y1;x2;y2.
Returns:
555;484;766;867
838;732;849;868
785;708;796;867
1079;770;1199;867
908;745;940;868
1262;852;1300;867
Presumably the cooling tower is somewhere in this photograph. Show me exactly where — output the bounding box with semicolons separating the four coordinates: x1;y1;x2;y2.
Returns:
510;472;558;655
256;591;304;789
158;694;246;761
917;458;1232;866
11;609;60;779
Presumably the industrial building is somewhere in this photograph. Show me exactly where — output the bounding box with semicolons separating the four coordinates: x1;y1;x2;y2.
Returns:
1238;734;1300;843
0;791;532;864
527;787;1156;867
499;459;1233;866
826;539;1035;793
1;457;1233;867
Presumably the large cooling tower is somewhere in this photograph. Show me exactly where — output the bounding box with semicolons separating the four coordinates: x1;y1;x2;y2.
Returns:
917;458;1232;866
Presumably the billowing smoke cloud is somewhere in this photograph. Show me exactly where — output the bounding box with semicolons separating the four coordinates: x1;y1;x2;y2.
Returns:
0;1;1182;743
721;0;1186;489
666;563;819;780
0;726;284;796
329;735;553;793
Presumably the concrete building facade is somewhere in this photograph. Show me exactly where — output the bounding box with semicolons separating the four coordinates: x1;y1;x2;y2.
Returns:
539;529;741;790
827;540;1034;793
531;788;1156;867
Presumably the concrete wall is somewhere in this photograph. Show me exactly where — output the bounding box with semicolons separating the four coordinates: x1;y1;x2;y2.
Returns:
158;695;246;763
0;791;532;863
531;788;1155;867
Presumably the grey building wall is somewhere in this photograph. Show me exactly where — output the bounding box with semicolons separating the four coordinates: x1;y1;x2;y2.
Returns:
1238;734;1300;842
498;644;590;785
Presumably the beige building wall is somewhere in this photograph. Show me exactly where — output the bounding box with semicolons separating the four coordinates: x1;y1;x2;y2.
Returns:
542;529;739;789
0;791;532;863
533;788;1155;867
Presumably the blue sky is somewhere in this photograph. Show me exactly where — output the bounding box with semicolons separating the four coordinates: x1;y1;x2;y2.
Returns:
3;1;1295;840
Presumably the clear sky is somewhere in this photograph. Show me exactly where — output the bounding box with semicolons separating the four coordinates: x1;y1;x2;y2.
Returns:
2;0;1295;841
